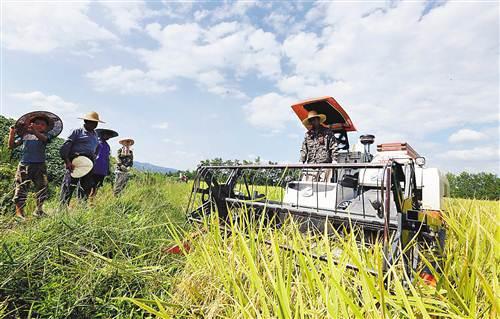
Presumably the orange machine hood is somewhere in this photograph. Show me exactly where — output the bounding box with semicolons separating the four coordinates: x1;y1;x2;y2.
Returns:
292;96;357;131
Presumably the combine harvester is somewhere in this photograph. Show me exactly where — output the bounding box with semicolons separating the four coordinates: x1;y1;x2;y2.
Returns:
186;96;448;284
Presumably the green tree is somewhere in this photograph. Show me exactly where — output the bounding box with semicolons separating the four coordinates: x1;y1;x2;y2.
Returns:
447;171;499;200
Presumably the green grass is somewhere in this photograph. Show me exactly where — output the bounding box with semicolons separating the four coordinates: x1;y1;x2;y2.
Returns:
0;174;190;318
0;173;498;318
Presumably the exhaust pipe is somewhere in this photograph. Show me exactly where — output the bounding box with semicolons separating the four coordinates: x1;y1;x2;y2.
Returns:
360;134;375;162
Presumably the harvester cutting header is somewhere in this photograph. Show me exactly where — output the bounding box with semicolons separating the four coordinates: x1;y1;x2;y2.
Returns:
186;96;448;285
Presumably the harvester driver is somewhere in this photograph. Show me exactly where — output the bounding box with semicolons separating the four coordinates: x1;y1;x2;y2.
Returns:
300;110;338;181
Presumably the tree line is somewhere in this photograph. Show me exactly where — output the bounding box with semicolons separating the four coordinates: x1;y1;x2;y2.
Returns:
446;172;499;200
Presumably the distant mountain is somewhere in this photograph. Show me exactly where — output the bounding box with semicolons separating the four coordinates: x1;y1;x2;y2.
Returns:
134;161;178;174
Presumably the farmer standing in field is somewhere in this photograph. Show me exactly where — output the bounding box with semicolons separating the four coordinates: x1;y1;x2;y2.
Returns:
59;111;104;205
8;111;63;220
300;110;339;181
113;138;134;196
91;129;118;195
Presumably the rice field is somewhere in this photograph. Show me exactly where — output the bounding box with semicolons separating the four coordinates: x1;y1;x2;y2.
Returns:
0;173;498;318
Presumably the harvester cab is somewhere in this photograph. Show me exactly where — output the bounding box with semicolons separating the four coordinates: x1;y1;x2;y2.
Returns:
186;96;447;284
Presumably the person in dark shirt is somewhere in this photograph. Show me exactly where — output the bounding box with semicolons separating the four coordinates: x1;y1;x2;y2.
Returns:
91;129;118;195
113;138;134;196
59;111;104;205
8;115;54;219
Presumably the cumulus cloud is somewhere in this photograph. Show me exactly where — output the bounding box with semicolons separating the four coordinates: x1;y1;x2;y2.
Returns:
10;91;80;113
100;21;281;98
2;2;116;53
448;129;488;143
438;146;499;162
277;1;499;138
264;12;295;34
86;19;281;97
5;1;498;172
201;0;262;22
243;93;296;131
86;66;174;94
8;91;90;136
97;0;152;33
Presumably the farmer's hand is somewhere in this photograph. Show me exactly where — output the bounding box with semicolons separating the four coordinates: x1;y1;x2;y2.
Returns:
65;161;75;172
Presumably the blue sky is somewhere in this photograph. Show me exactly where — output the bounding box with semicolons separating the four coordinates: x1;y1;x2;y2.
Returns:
1;0;499;172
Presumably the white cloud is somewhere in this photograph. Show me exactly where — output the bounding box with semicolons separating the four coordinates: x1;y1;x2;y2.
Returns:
2;2;116;53
10;91;79;113
264;12;295;34
8;91;89;137
161;1;194;19
90;20;281;97
205;0;262;22
277;1;499;139
448;129;488;143
243;93;296;131
86;66;174;94
438;146;500;162
119;21;281;98
97;0;152;33
153;122;169;129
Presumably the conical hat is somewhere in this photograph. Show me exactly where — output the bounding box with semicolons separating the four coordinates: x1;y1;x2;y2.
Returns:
15;111;63;137
95;128;119;139
119;138;135;146
71;156;94;178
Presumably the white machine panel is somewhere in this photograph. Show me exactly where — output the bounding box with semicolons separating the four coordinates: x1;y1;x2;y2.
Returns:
283;182;340;210
415;167;449;211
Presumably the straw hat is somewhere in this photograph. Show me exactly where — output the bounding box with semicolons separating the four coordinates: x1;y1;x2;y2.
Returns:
302;110;326;126
70;156;94;178
119;138;135;146
15;111;63;137
78;111;105;123
95;128;118;139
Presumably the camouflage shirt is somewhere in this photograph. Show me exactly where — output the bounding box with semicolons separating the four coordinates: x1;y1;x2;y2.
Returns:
300;126;339;163
117;148;134;171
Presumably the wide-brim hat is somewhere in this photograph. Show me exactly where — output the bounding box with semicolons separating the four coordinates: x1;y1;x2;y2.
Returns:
95;128;118;139
302;110;326;126
78;111;105;123
15;111;63;137
119;138;135;146
71;156;94;178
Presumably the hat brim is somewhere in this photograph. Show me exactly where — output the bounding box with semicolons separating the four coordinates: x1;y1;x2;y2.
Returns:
119;138;135;146
70;156;94;178
95;129;119;138
302;114;327;126
78;117;105;123
15;111;63;137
